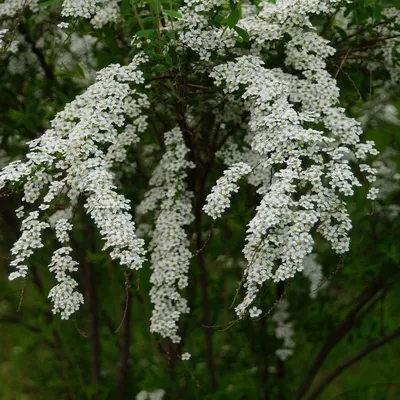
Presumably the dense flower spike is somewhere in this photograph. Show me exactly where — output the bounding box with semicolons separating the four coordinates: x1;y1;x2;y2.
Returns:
48;247;83;319
1;54;149;318
138;127;194;343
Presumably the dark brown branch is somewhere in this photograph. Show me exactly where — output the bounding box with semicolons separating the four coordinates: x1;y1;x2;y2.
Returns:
117;290;132;400
192;143;218;391
356;289;387;324
333;18;397;46
276;282;286;400
173;74;218;391
196;207;218;391
85;261;101;396
295;280;383;399
335;34;400;57
306;325;400;400
259;317;270;400
73;223;101;395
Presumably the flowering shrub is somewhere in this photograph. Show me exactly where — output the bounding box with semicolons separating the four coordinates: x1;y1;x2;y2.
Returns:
0;0;399;398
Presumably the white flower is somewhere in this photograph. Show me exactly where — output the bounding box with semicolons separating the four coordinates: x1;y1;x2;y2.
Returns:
181;352;191;361
57;22;69;29
249;307;262;318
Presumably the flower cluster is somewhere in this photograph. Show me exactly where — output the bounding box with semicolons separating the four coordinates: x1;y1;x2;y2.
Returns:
272;300;295;361
8;211;49;281
177;0;239;60
1;54;149;318
61;0;120;28
204;1;378;317
0;0;38;18
0;28;7;49
136;389;165;400
302;254;326;299
203;162;252;219
61;0;99;18
138;127;194;343
48;247;83;319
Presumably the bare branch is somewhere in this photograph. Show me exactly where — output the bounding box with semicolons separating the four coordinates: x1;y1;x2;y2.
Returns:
306;325;400;400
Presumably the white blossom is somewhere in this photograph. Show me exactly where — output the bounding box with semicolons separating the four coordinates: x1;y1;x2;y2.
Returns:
204;1;377;316
249;307;262;319
48;247;83;319
138;127;194;343
1;54;150;318
203;162;252;219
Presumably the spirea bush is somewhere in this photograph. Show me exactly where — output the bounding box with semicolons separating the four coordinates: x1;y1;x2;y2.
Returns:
0;0;400;398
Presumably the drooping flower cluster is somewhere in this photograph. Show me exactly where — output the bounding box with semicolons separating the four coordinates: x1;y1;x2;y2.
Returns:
272;299;295;361
8;211;49;281
302;254;325;299
202;1;378;317
138;127;194;343
48;247;83;319
1;54;149;318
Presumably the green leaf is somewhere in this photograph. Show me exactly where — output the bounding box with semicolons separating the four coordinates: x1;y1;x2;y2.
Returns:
165;54;173;66
141;16;156;24
136;29;156;37
333;25;348;41
234;26;249;42
74;64;85;78
162;9;182;19
227;8;240;28
38;0;55;7
120;0;131;16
